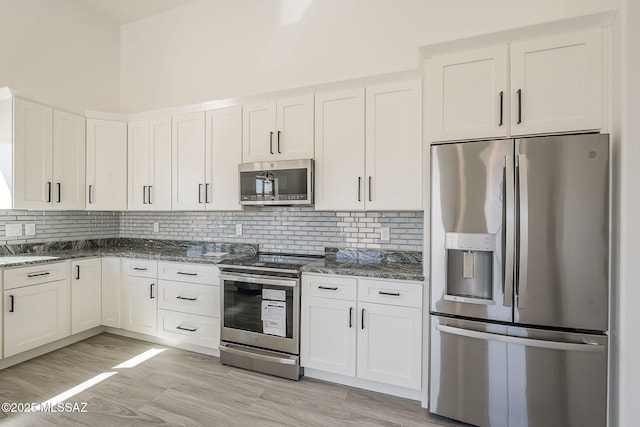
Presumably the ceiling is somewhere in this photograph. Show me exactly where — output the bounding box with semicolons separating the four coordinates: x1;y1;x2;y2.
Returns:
75;0;197;25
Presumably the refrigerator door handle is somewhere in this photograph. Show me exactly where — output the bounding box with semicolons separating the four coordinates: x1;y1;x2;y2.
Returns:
516;153;529;308
504;155;515;307
436;324;604;353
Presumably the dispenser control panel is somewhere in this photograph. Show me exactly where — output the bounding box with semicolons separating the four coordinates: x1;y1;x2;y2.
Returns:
445;233;496;252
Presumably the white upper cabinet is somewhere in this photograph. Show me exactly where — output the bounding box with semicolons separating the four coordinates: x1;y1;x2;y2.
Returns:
365;80;423;211
128;117;172;210
510;30;602;136
86;119;127;210
427;29;603;142
172;111;206;210
242;95;314;162
427;46;509;142
10;98;85;210
315;80;422;211
314;88;365;211
205;106;242;211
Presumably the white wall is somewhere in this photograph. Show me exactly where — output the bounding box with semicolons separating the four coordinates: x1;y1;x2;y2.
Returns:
616;0;640;425
120;0;617;113
0;0;120;112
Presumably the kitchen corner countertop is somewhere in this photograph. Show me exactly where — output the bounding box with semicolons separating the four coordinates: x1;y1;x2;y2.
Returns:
302;248;425;282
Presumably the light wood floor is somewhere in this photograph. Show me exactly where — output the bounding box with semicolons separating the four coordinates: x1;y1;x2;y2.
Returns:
0;333;466;426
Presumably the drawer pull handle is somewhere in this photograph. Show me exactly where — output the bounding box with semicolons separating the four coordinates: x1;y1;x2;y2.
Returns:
318;286;338;291
176;295;198;301
379;291;401;297
177;272;198;276
27;272;50;278
176;325;198;332
9;295;15;313
133;267;148;271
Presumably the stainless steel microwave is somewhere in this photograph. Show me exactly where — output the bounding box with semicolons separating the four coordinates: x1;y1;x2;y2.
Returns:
239;159;314;206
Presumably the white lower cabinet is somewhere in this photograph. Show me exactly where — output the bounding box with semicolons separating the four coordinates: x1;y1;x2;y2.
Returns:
70;258;102;334
301;274;423;390
3;262;70;358
157;262;220;350
101;257;122;328
122;259;158;336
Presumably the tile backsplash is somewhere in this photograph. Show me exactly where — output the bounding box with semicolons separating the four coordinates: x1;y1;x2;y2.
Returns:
0;208;423;255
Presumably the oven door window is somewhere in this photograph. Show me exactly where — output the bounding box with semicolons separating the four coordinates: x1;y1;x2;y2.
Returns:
223;280;294;339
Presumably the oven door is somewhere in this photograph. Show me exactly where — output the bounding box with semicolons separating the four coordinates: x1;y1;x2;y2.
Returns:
220;272;300;355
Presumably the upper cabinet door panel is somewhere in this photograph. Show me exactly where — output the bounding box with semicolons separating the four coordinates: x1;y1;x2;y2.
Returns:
86;119;127;211
149;117;172;210
276;95;314;161
53;110;86;210
13;98;53;209
427;46;509;142
206;105;242;211
172;111;206;211
365;79;423;211
127;120;151;210
242;101;276;163
314;88;365;211
510;30;602;136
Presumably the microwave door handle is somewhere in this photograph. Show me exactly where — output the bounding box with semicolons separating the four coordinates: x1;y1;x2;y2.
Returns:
516;153;529;308
504;155;515;308
219;272;297;288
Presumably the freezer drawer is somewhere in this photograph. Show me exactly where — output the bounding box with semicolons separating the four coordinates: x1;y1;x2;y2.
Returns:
430;316;607;427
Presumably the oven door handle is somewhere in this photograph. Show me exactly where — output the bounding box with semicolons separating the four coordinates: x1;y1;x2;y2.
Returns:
219;272;298;288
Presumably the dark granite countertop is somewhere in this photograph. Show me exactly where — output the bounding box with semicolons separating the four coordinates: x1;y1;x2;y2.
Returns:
0;240;424;281
301;248;424;282
0;239;257;268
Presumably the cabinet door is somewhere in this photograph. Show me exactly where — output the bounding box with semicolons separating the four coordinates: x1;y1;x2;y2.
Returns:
4;280;70;357
314;88;365;210
86;119;127;210
149;117;172;210
172;111;206;210
357;302;422;389
427;46;508;142
70;258;101;334
101;257;121;328
13;97;53;209
366;79;423;210
127;120;151;210
53;110;86;210
510;30;602;136
276;95;314;160
123;275;157;336
242;101;276;162
205;106;242;210
300;296;356;376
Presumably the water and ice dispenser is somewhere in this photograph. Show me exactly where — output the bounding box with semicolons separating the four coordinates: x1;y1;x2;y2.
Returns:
444;233;496;303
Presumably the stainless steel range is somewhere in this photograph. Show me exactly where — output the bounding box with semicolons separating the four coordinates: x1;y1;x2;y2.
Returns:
217;253;320;380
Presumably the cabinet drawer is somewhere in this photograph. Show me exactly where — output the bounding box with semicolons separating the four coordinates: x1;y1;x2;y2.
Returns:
158;262;219;285
3;261;68;290
358;278;423;308
122;259;157;278
302;274;357;301
158;280;220;317
157;309;220;350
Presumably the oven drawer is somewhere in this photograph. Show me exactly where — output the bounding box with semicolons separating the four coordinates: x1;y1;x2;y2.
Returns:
302;274;357;300
158;279;220;317
157;309;220;349
122;259;158;278
358;278;423;308
158;262;219;285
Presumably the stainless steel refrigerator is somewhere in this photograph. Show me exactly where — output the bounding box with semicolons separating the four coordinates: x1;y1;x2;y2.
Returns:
429;133;609;427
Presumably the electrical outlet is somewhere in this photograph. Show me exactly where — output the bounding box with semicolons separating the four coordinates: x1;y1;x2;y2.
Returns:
380;227;390;241
236;224;243;236
153;222;159;233
25;223;36;236
6;224;22;237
